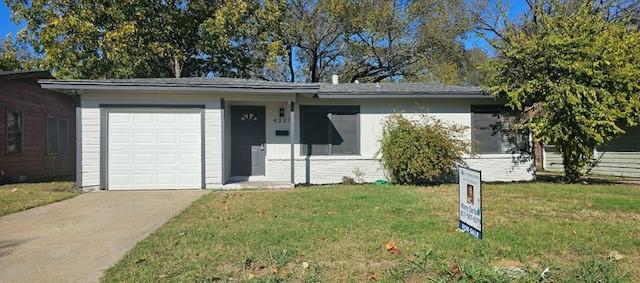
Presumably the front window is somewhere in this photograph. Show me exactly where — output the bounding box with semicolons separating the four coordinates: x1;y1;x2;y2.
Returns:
471;106;528;154
301;105;360;155
6;109;22;154
47;117;69;154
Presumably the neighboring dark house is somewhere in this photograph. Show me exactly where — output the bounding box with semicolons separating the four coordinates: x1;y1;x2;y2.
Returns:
0;71;76;183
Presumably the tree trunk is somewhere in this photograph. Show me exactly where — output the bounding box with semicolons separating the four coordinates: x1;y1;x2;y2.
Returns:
173;55;183;78
288;46;295;83
310;53;319;83
559;143;594;182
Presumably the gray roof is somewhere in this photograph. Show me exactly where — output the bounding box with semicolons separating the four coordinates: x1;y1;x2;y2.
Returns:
318;83;484;98
39;77;319;93
0;70;52;80
39;77;489;99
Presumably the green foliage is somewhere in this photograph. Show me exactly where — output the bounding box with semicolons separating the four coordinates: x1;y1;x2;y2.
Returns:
0;182;78;216
5;0;286;79
100;183;640;282
487;3;640;181
379;114;467;185
0;35;40;71
568;257;627;283
268;0;484;83
5;0;485;82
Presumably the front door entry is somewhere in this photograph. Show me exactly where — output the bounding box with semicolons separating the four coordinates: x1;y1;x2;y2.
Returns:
230;106;266;176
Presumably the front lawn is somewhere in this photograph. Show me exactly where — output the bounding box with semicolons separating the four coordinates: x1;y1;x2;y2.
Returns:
102;183;640;282
0;181;79;216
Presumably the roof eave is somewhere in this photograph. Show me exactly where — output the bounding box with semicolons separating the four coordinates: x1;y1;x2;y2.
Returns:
1;71;53;80
316;92;491;99
38;81;319;94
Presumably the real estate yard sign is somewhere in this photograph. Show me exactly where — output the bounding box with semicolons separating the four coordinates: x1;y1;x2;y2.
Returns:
458;167;482;239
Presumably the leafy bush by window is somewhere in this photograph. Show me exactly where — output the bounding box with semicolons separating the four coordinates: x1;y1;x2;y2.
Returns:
379;114;468;185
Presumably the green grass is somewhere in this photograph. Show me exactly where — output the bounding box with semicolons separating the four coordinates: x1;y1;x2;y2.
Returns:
0;182;79;216
101;183;640;282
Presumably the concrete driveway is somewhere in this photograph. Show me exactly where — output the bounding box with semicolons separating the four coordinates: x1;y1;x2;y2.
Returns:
0;190;207;283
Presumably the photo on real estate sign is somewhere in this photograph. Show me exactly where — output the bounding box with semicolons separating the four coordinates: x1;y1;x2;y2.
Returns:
459;167;482;239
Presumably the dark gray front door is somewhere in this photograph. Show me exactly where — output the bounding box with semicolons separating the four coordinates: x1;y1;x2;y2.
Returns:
231;106;266;176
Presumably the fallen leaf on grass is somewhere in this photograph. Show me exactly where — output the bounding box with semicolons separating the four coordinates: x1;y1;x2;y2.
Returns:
450;262;462;280
385;241;400;255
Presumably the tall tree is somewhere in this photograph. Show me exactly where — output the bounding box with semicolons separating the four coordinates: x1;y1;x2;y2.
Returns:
285;0;350;82
200;0;287;79
487;2;640;181
284;0;479;83
5;0;286;79
341;0;417;83
0;35;40;71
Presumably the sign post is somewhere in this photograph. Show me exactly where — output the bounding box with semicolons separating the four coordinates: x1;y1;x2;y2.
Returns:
458;167;482;239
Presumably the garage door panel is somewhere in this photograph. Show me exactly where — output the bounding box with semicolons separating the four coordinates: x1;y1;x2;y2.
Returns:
107;109;202;190
158;133;178;144
157;153;178;164
109;174;130;186
157;113;179;123
134;113;153;123
109;112;130;123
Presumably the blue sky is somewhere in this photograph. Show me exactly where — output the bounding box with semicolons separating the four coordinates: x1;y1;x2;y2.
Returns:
1;1;528;55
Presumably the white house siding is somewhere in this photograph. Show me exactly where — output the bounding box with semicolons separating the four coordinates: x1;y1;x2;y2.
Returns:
259;97;535;184
464;155;534;182
78;107;101;190
545;149;640;178
79;92;535;190
78;91;224;190
266;156;533;184
544;128;640;178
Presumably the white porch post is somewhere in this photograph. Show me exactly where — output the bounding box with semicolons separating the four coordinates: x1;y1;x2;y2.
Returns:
289;96;296;185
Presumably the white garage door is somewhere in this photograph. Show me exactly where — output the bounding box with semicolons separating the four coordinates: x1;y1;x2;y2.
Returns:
107;109;202;190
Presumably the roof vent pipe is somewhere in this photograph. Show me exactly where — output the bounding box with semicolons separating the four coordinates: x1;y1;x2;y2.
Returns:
331;74;339;85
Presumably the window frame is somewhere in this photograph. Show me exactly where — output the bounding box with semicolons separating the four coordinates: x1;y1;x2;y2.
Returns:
470;105;525;155
300;105;361;156
46;116;69;155
5;107;23;155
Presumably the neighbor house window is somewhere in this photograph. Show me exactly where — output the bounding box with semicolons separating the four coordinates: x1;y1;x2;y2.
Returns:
598;127;640;152
6;109;22;154
301;105;360;155
47;117;69;154
471;106;528;154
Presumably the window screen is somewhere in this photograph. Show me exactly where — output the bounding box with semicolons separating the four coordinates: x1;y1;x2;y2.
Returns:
6;109;22;154
471;106;527;154
47;117;69;154
301;106;359;155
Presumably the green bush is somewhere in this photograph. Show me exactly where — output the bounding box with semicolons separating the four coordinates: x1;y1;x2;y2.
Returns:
379;114;467;185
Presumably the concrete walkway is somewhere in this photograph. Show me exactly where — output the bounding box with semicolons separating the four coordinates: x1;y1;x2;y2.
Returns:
0;190;207;283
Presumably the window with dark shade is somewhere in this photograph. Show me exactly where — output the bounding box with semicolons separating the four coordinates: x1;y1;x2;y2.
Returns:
471;106;528;154
598;127;640;152
47;117;69;154
6;109;22;154
301;106;360;156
